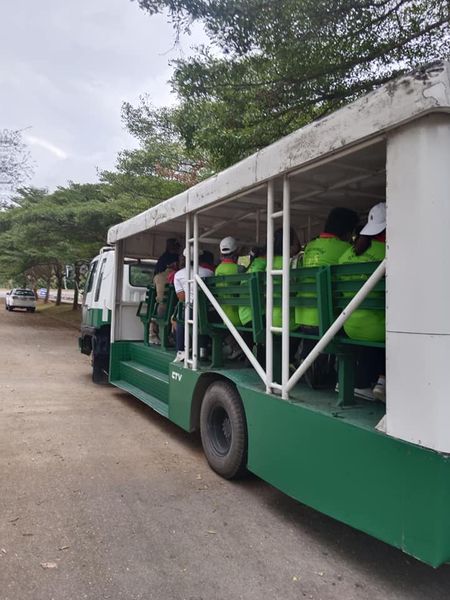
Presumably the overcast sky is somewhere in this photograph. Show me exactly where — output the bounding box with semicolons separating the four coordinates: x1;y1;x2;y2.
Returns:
0;0;205;191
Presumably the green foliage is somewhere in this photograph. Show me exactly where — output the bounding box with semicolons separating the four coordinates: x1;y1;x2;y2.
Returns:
0;184;116;287
101;100;213;191
133;0;450;168
0;143;193;288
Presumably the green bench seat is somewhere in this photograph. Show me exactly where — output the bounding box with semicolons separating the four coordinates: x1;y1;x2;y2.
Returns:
138;263;385;405
197;272;264;367
200;262;385;404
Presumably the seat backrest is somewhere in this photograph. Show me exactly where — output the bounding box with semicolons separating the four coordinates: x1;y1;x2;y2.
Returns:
330;262;386;312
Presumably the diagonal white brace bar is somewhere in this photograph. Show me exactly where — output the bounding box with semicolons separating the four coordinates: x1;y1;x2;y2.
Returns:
286;259;387;394
195;275;267;385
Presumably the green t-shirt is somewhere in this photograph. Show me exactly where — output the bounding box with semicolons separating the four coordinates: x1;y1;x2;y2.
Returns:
239;256;267;326
215;260;241;326
295;236;351;327
338;240;386;342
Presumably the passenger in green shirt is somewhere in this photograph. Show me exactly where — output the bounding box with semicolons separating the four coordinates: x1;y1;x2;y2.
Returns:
339;241;385;340
295;207;359;328
339;202;387;401
215;236;242;326
239;246;267;326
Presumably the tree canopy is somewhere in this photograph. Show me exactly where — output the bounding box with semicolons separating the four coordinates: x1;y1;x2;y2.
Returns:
133;0;450;168
3;0;449;300
0;129;34;207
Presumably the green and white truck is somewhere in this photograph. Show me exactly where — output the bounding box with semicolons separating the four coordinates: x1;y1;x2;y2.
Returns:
81;62;450;566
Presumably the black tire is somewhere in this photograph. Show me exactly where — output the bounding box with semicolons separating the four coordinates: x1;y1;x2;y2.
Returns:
200;380;247;479
31;308;36;313
92;352;106;384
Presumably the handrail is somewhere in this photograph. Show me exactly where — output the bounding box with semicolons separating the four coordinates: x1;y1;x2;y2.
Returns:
285;259;387;394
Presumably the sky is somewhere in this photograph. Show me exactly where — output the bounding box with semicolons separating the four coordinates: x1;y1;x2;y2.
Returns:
0;0;205;191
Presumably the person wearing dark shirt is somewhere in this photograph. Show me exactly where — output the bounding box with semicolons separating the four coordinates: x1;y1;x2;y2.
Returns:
150;238;181;345
154;238;181;274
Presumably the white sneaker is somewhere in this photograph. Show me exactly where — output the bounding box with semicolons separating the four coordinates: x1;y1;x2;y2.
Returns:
354;387;376;401
173;351;185;363
228;347;244;360
373;376;386;403
335;383;376;401
149;335;160;345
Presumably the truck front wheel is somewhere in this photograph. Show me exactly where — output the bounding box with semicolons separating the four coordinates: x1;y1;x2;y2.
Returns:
91;329;110;384
92;351;108;384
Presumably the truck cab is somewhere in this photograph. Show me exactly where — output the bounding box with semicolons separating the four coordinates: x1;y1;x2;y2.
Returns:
79;246;155;382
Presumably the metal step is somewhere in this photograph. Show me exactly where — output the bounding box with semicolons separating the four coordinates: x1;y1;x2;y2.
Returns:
128;343;174;373
119;360;170;404
110;379;169;418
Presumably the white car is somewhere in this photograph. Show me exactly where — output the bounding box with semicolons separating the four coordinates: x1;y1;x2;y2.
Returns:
5;288;36;312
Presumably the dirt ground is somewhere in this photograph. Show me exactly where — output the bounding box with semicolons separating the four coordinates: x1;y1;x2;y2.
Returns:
1;307;450;600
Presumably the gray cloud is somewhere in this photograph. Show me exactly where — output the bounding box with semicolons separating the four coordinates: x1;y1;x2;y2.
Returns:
0;0;205;190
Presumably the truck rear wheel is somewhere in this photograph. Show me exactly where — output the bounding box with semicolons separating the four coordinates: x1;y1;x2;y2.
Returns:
200;380;247;479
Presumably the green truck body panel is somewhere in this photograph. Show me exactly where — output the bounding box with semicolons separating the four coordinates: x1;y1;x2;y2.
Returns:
84;308;111;329
236;379;450;568
109;340;450;567
169;364;202;430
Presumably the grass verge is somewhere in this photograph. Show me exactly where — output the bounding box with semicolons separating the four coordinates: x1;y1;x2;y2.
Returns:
37;301;81;327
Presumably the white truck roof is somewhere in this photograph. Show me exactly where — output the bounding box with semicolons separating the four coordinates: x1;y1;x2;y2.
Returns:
108;61;450;247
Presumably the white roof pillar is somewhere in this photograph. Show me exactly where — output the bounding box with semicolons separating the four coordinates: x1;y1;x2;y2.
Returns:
386;113;450;452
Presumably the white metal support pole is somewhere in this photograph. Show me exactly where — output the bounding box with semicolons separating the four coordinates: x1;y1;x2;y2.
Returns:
281;176;291;399
265;181;275;393
184;216;191;368
111;240;124;342
192;213;199;370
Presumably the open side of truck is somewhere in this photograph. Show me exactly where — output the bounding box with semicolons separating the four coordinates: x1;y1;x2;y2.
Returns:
83;62;450;566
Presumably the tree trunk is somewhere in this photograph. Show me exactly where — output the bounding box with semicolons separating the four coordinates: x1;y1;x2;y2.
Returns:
56;283;62;306
44;275;51;303
54;265;64;306
72;264;80;310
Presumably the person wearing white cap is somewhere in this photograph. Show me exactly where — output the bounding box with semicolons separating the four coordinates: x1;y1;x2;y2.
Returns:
215;237;241;327
338;202;387;401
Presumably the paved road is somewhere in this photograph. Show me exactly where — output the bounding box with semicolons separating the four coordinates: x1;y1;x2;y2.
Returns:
0;288;76;304
1;308;450;600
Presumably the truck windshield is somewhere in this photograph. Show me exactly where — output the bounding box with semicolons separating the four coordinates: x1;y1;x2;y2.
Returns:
129;264;154;287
